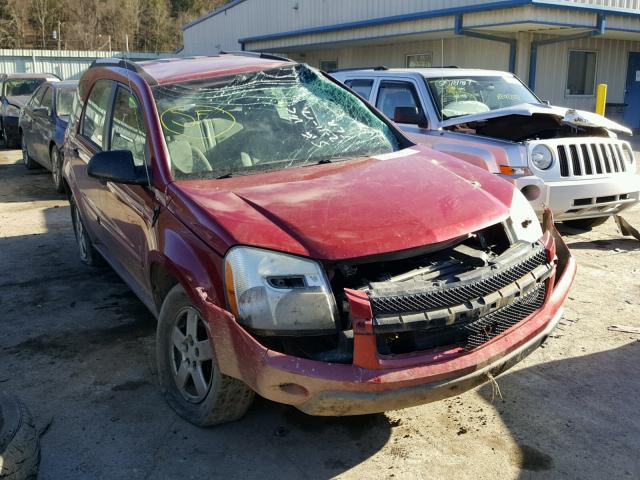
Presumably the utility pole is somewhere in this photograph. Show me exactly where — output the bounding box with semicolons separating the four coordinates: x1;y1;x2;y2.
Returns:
57;20;61;51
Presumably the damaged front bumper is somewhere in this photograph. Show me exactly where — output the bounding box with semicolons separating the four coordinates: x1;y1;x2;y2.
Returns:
505;173;640;221
203;220;576;416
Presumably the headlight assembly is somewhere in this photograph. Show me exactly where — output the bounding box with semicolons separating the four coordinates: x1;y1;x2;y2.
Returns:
224;246;338;335
530;145;553;170
504;188;543;244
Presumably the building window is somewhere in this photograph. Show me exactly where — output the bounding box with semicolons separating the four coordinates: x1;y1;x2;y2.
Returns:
320;60;338;72
406;53;432;68
566;50;597;96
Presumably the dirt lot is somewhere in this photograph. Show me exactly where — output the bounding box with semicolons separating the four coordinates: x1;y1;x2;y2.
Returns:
0;147;639;480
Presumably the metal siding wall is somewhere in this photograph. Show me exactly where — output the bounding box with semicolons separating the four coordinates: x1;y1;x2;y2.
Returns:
0;49;161;80
183;0;491;54
288;37;510;71
533;37;640;109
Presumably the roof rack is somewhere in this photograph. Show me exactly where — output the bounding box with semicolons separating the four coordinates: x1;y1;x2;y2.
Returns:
219;50;293;62
332;66;389;73
89;57;146;74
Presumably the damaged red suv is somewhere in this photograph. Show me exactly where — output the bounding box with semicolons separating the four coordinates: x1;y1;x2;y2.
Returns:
62;53;576;425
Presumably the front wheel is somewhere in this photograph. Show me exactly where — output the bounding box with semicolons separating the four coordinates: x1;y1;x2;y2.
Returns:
51;147;64;193
563;216;609;230
156;284;255;427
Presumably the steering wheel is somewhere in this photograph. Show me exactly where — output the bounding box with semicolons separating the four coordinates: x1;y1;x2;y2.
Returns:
190;145;212;172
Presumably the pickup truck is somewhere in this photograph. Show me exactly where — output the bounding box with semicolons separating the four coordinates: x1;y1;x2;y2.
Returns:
332;68;640;229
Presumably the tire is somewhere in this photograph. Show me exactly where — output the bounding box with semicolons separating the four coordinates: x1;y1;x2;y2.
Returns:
69;194;103;266
21;136;39;170
156;284;255;427
563;217;609;230
0;392;40;480
50;147;65;193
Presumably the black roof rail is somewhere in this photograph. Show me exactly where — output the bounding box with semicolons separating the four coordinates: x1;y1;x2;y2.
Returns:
219;50;293;62
89;57;158;85
332;66;389;73
89;57;146;74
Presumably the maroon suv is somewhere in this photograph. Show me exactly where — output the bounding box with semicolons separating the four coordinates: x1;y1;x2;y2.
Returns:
63;53;575;426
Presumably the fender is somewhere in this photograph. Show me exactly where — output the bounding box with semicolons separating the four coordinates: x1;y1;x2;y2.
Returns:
149;210;227;315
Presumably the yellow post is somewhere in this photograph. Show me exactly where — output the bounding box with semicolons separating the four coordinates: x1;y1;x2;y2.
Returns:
596;83;607;116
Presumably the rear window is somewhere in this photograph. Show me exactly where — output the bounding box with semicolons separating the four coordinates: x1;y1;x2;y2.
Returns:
152;64;399;180
4;79;44;98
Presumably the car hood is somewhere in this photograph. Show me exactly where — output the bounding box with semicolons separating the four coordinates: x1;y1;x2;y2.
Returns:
5;95;29;108
169;146;515;260
439;102;632;135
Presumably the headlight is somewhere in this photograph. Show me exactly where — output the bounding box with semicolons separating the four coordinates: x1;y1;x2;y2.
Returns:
622;145;635;165
224;246;337;335
504;189;543;244
530;145;553;170
6;104;20;117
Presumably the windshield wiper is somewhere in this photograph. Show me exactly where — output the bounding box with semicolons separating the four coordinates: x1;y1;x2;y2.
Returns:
215;172;235;179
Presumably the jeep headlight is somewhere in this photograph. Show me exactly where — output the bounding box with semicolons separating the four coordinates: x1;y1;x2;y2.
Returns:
6;104;20;117
224;246;337;335
530;144;553;170
504;189;543;244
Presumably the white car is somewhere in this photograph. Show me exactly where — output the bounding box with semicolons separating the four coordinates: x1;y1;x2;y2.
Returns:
332;68;640;229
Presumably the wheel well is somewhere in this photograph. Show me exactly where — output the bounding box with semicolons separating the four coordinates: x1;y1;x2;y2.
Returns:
49;141;56;156
151;263;180;311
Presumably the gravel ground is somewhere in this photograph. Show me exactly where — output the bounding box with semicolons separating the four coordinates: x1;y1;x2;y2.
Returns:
0;147;639;480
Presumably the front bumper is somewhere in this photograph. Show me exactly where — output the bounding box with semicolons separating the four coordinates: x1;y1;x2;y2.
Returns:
203;225;575;416
506;173;640;221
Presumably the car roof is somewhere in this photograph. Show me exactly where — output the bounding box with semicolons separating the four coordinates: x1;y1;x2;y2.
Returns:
50;80;78;89
91;53;294;86
333;68;514;78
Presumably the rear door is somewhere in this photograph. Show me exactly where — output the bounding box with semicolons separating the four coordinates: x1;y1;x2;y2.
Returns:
97;84;155;290
65;79;115;244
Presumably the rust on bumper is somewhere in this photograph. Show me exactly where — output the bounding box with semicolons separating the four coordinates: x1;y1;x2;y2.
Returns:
204;218;575;416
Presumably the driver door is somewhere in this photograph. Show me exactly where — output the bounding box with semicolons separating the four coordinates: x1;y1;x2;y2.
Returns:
97;84;155;292
375;80;427;138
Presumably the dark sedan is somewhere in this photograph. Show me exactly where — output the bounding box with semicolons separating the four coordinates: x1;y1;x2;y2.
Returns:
0;73;60;148
19;80;77;192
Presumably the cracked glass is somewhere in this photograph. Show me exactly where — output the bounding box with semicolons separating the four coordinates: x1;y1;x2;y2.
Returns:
152;64;400;179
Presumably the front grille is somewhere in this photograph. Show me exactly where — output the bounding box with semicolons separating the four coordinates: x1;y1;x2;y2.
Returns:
369;246;547;316
557;142;628;178
461;283;546;350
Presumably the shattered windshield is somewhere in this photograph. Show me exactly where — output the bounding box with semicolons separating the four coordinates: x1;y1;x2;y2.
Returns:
4;79;44;98
152;64;399;179
426;75;540;120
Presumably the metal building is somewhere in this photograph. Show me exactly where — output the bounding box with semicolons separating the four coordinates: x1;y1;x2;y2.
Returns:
0;49;162;80
181;0;640;128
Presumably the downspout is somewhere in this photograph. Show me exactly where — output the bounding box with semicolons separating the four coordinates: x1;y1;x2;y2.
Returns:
455;15;517;73
529;15;605;90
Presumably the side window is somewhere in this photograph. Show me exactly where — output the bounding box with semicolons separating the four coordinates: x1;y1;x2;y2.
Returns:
81;80;112;148
376;81;423;120
109;87;147;167
40;86;53;110
29;86;46;107
345;79;374;100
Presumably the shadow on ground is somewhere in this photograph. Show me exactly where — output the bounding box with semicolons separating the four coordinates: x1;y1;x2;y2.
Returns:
479;342;640;478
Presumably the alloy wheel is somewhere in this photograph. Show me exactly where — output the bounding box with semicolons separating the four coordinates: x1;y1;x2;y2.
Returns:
170;307;214;403
72;204;88;261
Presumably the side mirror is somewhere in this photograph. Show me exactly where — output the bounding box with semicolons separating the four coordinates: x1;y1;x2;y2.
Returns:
32;106;50;117
393;106;428;128
88;150;150;185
